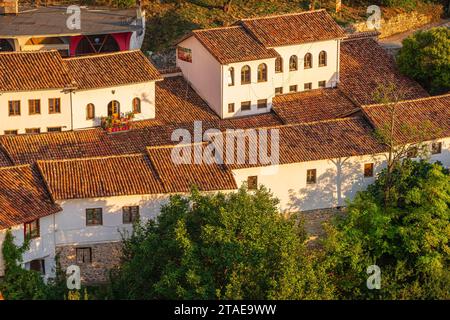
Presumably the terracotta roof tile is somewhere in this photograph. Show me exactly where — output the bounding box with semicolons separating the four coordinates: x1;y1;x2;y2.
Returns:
37;154;165;200
0;51;73;92
340;38;429;105
240;10;346;47
0;77;282;166
211;117;387;169
362;94;450;144
191;26;279;64
147;144;237;193
272;88;358;124
65;50;162;90
0;165;61;229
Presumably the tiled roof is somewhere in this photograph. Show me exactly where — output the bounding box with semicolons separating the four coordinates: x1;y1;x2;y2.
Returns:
37;154;165;200
0;6;141;37
190;26;279;64
147;144;238;193
340;38;429;105
151;76;283;127
272;88;358;124
361;94;450;144
240;10;346;47
212;117;386;169
0;165;61;229
0;51;73;92
0;77;282;166
65;50;162;90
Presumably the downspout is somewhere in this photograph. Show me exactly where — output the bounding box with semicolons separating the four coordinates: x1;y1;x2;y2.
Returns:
220;64;224;119
335;39;340;87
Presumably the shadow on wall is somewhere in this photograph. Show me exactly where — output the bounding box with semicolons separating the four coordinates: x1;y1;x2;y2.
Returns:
286;156;383;212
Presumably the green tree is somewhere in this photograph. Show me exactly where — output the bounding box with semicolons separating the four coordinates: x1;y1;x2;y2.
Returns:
0;230;49;300
109;187;334;299
397;27;450;95
323;160;450;299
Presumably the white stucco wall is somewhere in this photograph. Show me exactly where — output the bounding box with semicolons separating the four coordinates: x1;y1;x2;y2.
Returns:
177;36;340;119
176;36;223;117
271;39;340;93
0;89;72;134
71;81;156;130
222;58;276;118
54;194;169;246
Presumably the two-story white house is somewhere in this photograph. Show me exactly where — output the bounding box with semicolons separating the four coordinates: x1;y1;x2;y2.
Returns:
176;10;346;119
0;50;162;135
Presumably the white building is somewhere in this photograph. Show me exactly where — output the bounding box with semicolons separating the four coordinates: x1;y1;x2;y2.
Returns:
176;10;345;118
0;50;162;135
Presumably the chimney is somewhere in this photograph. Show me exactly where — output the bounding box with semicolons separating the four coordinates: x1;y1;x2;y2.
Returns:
0;0;19;15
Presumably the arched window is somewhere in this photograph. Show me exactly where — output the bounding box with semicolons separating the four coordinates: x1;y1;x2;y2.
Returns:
132;98;141;114
241;65;251;84
108;100;120;116
86;103;95;120
228;67;235;86
304;53;312;69
257;63;267;82
319;51;327;67
275;57;283;73
289;55;298;71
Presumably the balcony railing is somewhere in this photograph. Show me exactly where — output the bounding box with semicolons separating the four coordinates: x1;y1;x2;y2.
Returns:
101;112;135;133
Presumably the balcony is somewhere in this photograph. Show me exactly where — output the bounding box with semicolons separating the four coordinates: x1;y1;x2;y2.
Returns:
101;112;135;133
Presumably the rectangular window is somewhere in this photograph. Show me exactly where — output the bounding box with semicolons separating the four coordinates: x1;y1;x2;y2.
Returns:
241;101;251;111
177;46;192;63
8;101;20;116
25;128;40;134
289;85;297;93
228;103;235;113
364;163;374;178
28;99;41;115
275;87;283;95
318;81;326;88
76;247;92;264
4;130;18;135
257;99;267;109
48;98;61;114
407;147;418;158
247;176;258;190
29;259;45;274
306;169;317;184
431;142;442;155
123;206;140;224
47;127;62;133
86;208;103;226
24;219;40;240
304;83;312;90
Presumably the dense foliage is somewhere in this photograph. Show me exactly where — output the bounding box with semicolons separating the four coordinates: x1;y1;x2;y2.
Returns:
109;187;334;299
397;27;450;95
0;231;49;300
323;160;450;299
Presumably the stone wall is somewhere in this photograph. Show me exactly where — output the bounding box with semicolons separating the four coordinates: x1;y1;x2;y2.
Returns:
349;5;443;38
296;207;346;248
56;241;123;284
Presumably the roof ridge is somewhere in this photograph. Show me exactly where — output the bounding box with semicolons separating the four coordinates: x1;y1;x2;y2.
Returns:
36;153;146;163
361;93;450;108
147;142;207;151
64;49;142;60
239;9;326;22
193;25;242;33
0;49;59;56
0;164;31;171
